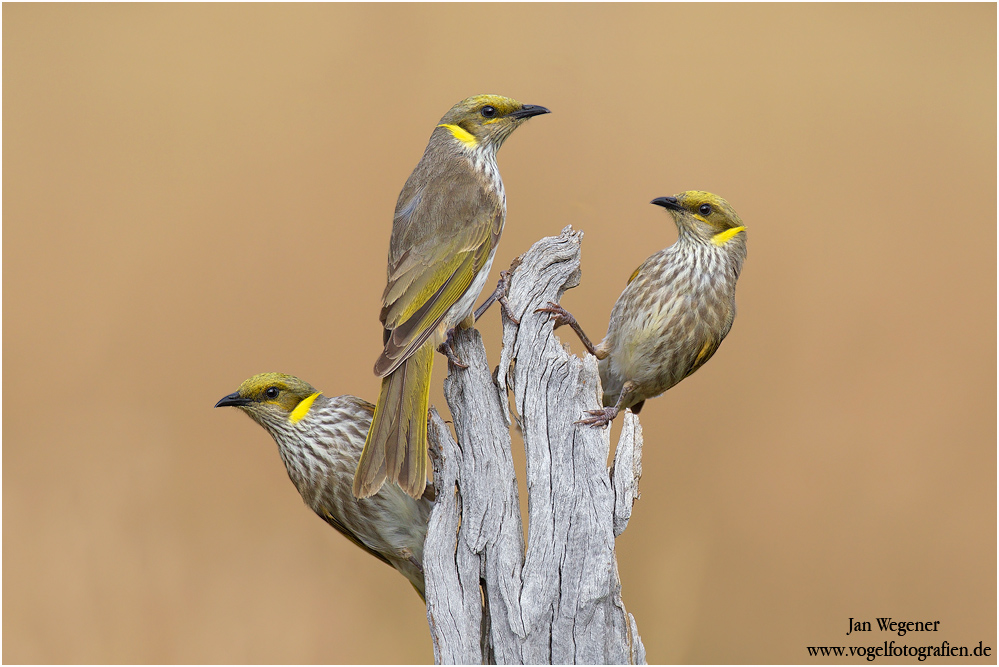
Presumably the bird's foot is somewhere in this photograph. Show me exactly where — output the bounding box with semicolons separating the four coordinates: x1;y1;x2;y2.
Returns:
438;328;468;369
576;406;619;428
495;270;520;324
535;301;576;329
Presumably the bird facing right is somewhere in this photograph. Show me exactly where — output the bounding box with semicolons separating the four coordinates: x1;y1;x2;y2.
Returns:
539;190;748;426
354;94;550;500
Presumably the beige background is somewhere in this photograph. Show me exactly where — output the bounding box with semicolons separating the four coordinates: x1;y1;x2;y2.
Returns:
4;3;995;664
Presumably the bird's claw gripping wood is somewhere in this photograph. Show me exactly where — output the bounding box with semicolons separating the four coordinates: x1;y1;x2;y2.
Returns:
438;327;468;369
576;406;619;428
535;301;576;329
495;269;520;324
535;301;603;358
474;268;521;324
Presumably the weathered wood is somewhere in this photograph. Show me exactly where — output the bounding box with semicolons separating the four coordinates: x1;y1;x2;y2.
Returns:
612;413;643;540
425;226;646;664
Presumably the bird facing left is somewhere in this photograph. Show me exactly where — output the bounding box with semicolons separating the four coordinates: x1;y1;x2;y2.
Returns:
215;372;434;599
538;191;748;427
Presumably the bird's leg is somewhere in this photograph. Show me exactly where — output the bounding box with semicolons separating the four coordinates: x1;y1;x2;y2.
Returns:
576;381;638;428
438;326;469;369
535;301;606;359
473;293;497;321
474;268;520;324
398;547;424;573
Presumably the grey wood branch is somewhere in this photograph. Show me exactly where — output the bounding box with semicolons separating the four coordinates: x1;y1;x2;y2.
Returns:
425;226;646;665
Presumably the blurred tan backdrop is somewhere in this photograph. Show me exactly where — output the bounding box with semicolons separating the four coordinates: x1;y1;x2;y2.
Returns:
4;3;995;664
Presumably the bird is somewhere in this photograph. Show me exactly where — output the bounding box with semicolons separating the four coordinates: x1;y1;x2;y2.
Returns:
537;190;748;427
215;372;434;599
354;94;550;499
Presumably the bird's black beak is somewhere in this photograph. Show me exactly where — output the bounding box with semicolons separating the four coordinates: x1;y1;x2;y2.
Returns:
510;104;551;120
651;196;682;211
215;392;251;408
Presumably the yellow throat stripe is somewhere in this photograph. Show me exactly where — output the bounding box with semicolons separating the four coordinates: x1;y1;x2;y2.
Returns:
711;226;746;247
438;123;478;148
290;392;322;423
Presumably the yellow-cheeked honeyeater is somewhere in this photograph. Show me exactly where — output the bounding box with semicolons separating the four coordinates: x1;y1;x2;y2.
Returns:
216;373;433;599
539;191;748;426
354;94;550;499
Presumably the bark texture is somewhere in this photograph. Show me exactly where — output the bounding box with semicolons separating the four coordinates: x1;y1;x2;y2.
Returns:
425;227;646;665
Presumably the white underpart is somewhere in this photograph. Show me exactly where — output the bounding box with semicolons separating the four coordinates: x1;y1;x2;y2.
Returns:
440;144;504;333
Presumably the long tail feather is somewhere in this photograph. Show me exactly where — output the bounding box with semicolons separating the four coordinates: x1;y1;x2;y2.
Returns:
354;343;433;499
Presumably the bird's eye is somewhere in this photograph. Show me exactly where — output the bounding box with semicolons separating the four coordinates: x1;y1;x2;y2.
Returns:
698;204;713;216
264;387;280;399
480;105;497;118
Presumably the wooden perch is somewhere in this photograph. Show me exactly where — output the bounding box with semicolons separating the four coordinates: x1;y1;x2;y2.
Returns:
424;226;646;665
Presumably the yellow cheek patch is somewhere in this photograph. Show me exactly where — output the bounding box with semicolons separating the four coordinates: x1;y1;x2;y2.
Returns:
438;123;478;148
289;392;322;423
711;226;746;247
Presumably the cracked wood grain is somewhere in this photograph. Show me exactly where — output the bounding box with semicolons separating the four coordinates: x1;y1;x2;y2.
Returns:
425;227;646;665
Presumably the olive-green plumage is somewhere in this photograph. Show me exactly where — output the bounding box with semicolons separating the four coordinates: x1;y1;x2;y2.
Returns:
540;191;747;426
215;372;434;599
354;94;549;499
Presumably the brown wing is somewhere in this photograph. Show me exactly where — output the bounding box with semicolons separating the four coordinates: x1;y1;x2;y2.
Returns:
315;505;392;567
374;156;503;377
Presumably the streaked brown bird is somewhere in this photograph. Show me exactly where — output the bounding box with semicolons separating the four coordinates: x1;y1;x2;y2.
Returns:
539;190;748;426
216;372;434;599
355;94;550;499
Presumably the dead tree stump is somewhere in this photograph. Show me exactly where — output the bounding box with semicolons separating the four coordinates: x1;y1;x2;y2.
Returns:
424;227;646;665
